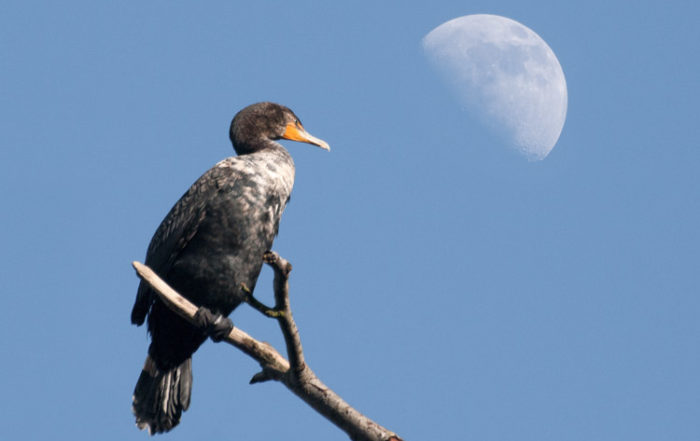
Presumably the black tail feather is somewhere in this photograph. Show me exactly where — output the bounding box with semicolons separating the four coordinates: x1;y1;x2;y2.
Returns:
132;355;192;435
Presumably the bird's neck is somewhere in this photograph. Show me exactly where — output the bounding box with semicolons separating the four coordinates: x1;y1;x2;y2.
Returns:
233;138;285;156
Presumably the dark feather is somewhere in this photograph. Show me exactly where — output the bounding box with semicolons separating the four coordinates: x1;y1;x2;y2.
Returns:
131;165;234;326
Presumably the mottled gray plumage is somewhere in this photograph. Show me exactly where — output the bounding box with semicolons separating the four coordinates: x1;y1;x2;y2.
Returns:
131;102;328;434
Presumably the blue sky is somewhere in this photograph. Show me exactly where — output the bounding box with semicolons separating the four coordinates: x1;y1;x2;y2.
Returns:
2;1;698;440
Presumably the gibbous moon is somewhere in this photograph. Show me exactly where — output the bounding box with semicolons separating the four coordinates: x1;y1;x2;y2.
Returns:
422;14;567;160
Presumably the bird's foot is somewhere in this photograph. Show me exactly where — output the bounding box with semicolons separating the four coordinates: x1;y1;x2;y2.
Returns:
193;307;233;342
262;251;277;264
263;250;292;276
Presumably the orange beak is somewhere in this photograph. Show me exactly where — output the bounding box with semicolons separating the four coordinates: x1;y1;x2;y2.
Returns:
282;122;330;151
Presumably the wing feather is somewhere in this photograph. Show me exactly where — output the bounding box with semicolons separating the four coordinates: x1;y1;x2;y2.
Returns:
131;159;238;325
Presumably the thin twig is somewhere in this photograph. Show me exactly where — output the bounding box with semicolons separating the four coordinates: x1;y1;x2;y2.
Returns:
262;251;305;372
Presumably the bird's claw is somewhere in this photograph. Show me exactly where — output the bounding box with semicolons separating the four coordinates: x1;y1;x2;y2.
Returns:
193;307;233;342
262;251;277;264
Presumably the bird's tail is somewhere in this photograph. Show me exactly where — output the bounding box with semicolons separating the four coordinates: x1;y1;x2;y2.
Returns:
132;355;192;435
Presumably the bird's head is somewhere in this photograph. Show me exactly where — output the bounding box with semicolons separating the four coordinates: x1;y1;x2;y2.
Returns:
229;102;330;155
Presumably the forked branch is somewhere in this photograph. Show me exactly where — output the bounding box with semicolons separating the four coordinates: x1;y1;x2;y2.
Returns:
132;254;402;441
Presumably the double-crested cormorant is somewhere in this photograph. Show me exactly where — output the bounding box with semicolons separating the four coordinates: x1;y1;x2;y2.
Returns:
131;102;329;434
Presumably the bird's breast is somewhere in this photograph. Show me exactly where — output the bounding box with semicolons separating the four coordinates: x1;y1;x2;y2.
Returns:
212;150;295;238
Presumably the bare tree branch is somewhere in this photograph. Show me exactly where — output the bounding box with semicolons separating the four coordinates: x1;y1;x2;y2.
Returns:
132;256;402;441
260;251;305;373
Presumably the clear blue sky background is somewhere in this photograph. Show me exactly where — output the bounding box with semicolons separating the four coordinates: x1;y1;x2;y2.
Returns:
2;1;698;440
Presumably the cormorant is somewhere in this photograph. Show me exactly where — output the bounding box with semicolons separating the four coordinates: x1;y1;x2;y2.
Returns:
130;102;329;434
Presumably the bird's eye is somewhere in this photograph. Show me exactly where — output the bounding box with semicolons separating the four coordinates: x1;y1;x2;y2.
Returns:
295;119;303;128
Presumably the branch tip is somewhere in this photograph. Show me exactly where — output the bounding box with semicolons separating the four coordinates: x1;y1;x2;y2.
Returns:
249;370;275;384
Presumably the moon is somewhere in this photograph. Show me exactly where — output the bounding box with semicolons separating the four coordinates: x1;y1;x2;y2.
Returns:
422;14;567;160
